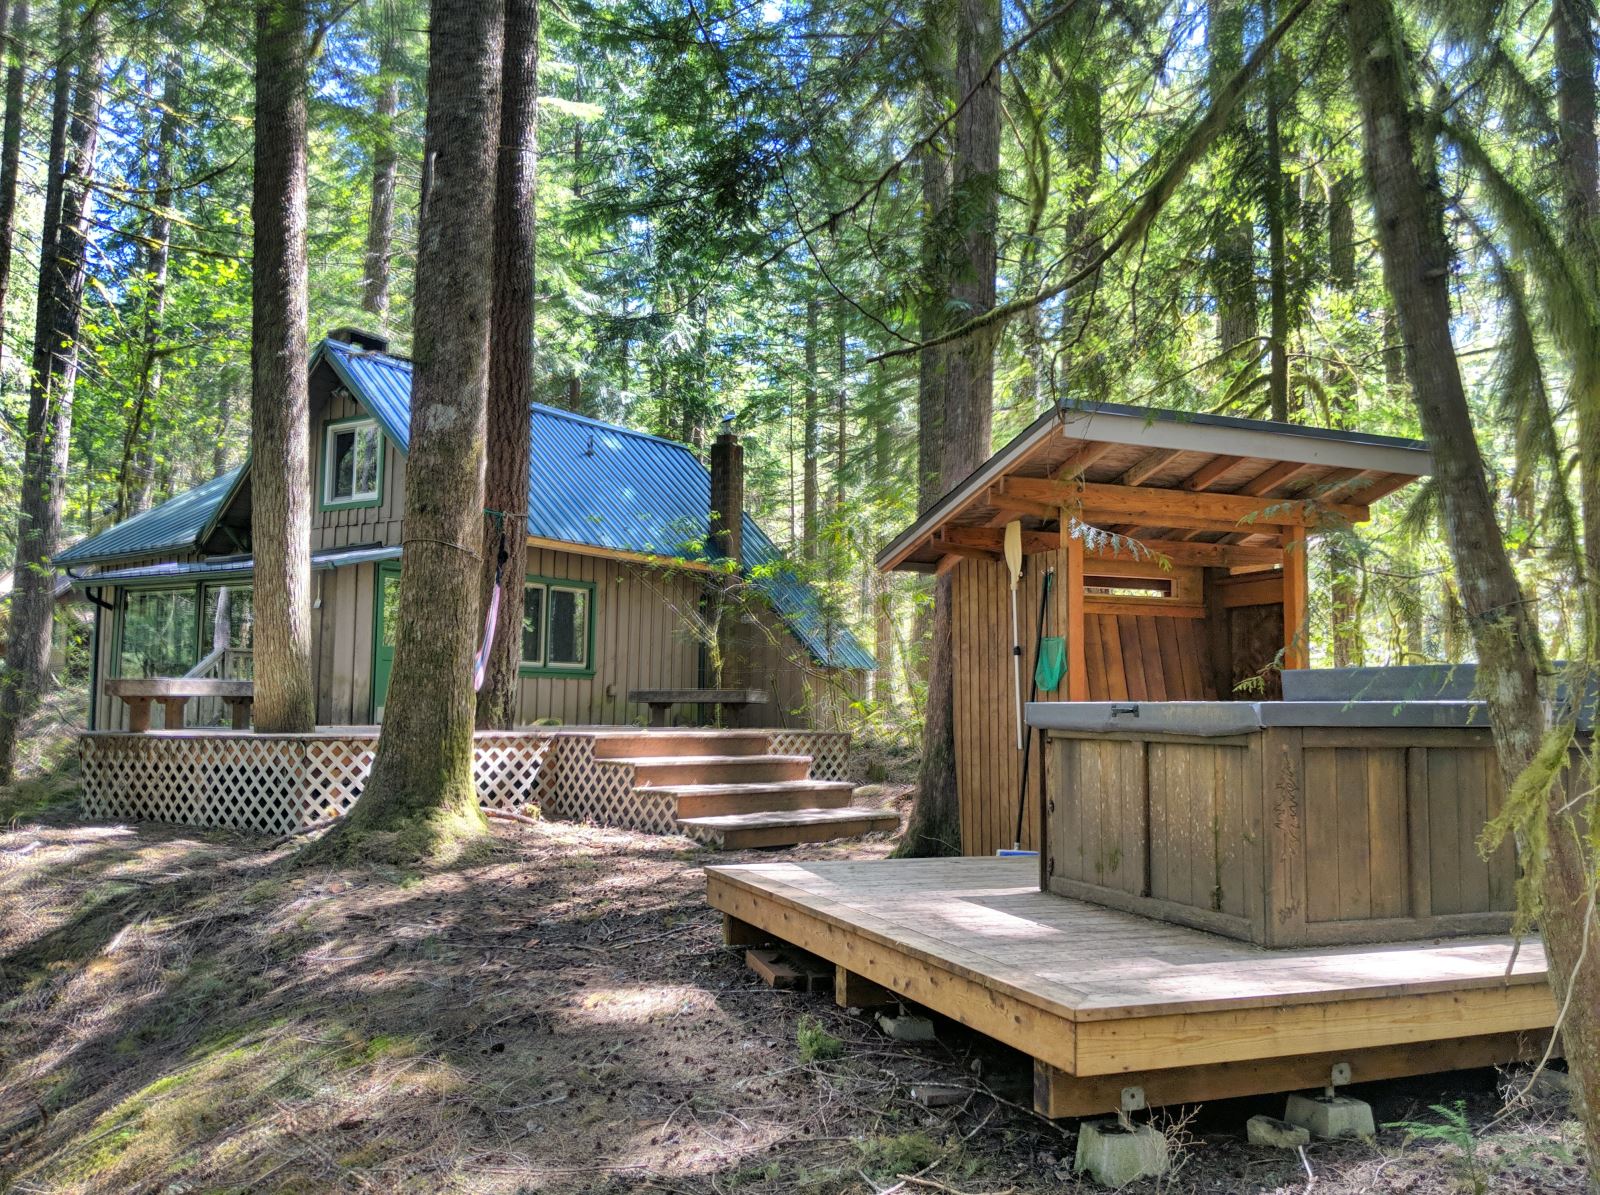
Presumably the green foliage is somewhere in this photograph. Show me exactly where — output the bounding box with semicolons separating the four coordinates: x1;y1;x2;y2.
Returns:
794;1012;844;1063
1387;1101;1491;1195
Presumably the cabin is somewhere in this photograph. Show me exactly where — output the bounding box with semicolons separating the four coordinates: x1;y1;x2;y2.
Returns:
707;399;1558;1127
64;328;892;849
59;328;872;733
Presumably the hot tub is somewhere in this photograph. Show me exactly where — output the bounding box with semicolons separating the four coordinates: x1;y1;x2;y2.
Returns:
1025;671;1531;947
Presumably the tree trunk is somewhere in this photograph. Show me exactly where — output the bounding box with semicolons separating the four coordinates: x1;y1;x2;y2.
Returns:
1348;0;1600;1164
322;0;504;858
834;295;847;512
119;54;180;520
1327;173;1361;665
915;0;951;514
250;0;316;733
477;0;538;731
360;27;400;322
1263;0;1290;422
802;294;819;560
901;0;1000;859
0;5;102;783
0;0;27;372
1208;0;1256;364
1554;0;1600;604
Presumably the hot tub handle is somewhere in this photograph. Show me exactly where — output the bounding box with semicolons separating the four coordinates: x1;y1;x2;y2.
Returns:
1111;704;1140;717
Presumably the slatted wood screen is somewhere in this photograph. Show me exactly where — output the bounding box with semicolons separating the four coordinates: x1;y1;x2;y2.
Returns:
952;554;1290;857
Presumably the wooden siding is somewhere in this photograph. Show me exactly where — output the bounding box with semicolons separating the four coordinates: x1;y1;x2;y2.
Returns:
312;561;378;724
311;386;407;550
1042;725;1521;947
953;549;1293;856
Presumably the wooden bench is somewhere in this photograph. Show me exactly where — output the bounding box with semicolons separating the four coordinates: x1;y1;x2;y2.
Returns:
105;678;255;731
628;688;769;727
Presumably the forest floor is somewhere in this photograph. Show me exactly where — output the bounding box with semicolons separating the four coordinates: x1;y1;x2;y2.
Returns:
0;710;1589;1194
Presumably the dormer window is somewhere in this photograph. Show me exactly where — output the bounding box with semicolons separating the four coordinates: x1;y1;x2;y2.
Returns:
322;416;383;508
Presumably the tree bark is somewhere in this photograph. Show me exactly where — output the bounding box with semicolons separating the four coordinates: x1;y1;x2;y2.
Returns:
802;294;819;560
360;23;400;322
119;54;181;520
1208;0;1256;364
915;0;951;514
1348;0;1600;1164
901;0;1000;859
477;0;538;731
1263;0;1291;422
0;0;27;372
1554;0;1600;604
0;5;103;783
250;0;316;733
323;0;504;857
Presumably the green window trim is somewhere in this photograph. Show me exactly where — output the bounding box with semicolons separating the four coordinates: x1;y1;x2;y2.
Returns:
319;414;385;511
519;573;596;678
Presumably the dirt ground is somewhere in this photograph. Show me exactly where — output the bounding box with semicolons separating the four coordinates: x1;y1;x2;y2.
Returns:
0;754;1588;1193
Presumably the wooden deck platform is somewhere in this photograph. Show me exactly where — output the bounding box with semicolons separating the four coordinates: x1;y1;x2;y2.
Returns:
705;857;1558;1117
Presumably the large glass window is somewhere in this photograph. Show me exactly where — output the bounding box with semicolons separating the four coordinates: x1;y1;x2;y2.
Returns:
201;584;254;676
520;578;592;672
323;418;382;506
119;588;198;678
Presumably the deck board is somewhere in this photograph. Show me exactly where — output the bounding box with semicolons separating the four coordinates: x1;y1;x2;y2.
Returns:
709;858;1547;1019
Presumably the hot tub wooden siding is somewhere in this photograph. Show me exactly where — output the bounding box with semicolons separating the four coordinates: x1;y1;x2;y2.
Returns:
1043;725;1519;947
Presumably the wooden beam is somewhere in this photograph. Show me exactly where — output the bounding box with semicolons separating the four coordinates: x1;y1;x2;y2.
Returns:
1181;454;1244;492
1009;477;1369;528
935;553;966;576
1084;537;1282;568
1117;448;1187;488
1065;527;1087;700
1237;460;1312;496
987;484;1060;521
932;535;1000;561
1283;532;1309;669
1049;441;1115;482
939;525;1059;555
1034;1031;1552;1118
1335;471;1418;504
1220;574;1284;608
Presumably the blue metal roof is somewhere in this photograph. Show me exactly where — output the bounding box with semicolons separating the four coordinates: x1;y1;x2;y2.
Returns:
59;339;872;670
55;467;243;567
69;544;402;587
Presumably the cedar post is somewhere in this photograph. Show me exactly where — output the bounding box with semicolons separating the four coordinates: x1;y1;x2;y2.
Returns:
709;424;746;708
1282;532;1309;670
1063;515;1087;700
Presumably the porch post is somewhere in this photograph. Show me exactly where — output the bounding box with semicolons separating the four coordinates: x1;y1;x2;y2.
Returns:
1282;531;1309;670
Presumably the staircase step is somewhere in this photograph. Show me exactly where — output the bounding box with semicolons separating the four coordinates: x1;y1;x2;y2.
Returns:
678;806;900;850
661;779;855;819
590;730;773;760
626;754;813;786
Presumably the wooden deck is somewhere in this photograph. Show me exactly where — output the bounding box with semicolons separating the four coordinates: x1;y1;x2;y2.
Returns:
706;857;1558;1117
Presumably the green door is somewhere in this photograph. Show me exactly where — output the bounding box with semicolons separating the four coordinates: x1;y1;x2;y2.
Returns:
372;563;401;720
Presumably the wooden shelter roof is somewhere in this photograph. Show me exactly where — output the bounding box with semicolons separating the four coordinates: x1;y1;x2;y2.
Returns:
876;400;1434;573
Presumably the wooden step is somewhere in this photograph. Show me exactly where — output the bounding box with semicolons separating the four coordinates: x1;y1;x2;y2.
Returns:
661;779;855;819
590;730;774;760
628;754;812;787
678;806;900;849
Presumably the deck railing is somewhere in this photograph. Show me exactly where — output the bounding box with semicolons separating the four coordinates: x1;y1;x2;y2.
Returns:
181;648;255;725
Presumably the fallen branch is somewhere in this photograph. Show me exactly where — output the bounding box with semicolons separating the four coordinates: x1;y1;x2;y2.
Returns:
484;808;540;827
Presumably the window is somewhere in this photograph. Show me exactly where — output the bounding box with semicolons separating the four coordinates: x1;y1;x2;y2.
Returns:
322;417;382;507
201;584;254;677
520;577;593;674
119;588;198;678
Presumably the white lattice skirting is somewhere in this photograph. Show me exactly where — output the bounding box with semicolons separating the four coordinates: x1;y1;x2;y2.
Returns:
80;731;557;838
79;727;852;839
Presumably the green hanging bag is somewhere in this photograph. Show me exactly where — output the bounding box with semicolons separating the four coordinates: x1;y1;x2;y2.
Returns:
1034;636;1066;692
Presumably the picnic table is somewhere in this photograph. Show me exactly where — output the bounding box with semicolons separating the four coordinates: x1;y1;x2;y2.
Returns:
627;687;769;727
105;677;255;731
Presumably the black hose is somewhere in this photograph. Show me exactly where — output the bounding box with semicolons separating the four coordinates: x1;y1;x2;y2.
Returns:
1013;569;1053;850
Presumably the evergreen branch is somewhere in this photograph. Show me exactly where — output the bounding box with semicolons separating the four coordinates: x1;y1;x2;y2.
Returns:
867;0;1318;365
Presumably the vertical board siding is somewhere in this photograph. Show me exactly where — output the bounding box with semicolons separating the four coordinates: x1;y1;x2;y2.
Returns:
954;555;1233;857
310;387;407;552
